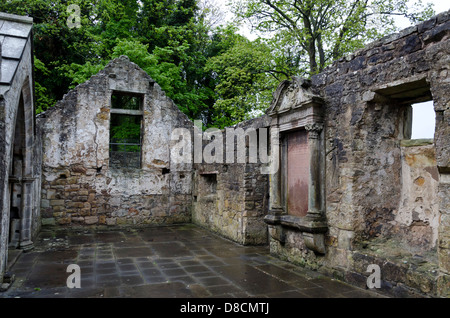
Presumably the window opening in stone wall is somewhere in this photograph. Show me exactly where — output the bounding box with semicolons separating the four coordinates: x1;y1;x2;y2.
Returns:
201;173;217;194
411;101;435;140
109;92;144;169
373;78;434;141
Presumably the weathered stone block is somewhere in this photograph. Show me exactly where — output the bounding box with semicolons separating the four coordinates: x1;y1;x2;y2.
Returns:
85;216;98;225
41;199;50;208
46;189;57;199
80;209;91;217
51;179;66;186
71;165;87;174
244;201;255;210
52;211;65;217
64;187;80;193
66;177;78;185
88;193;96;202
116;218;129;225
72;217;84;223
398;34;422;55
41;218;55;226
50;200;65;206
406;270;436;295
439;247;450;273
53;206;64;212
98;215;106;225
78;190;89;196
338;229;355;250
58;217;71;225
67;202;85;209
437;274;450;297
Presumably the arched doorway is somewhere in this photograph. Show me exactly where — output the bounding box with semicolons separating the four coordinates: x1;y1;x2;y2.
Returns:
8;93;25;248
7;79;35;253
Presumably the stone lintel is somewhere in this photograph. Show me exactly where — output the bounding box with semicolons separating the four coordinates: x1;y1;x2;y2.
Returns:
199;171;219;175
110;109;143;116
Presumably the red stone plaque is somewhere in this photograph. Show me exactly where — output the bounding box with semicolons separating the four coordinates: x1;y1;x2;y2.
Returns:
287;130;309;217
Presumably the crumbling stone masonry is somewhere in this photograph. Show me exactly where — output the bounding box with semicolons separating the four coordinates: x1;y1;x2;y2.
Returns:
38;56;194;228
192;116;270;245
0;13;40;284
38;54;271;246
264;11;450;297
1;10;449;298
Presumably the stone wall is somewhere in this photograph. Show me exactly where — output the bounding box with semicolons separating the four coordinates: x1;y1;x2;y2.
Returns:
397;141;440;252
38;54;269;246
0;13;39;284
38;56;193;228
25;9;450;297
265;11;450;297
192;116;270;245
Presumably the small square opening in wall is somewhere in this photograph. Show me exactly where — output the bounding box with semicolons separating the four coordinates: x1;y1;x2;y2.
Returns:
411;101;436;140
201;173;217;194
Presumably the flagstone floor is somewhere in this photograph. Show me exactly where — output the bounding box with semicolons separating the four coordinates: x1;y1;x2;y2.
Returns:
1;224;384;298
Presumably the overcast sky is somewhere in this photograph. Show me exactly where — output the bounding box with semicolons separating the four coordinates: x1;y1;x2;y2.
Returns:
395;0;449;28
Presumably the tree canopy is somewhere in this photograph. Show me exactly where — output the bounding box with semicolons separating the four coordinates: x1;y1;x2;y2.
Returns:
0;0;436;128
231;0;435;76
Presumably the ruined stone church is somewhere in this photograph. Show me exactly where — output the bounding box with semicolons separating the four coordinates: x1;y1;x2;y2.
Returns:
0;10;449;297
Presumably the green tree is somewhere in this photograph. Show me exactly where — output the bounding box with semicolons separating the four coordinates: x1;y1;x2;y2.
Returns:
65;0;234;127
0;0;281;128
0;0;209;115
205;26;283;128
232;0;435;76
0;0;104;112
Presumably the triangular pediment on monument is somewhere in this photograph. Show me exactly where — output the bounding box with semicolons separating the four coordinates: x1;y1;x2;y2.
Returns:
267;77;323;116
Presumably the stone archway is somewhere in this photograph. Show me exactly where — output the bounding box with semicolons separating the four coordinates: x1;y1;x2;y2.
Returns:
7;79;35;252
8;93;25;248
0;12;35;286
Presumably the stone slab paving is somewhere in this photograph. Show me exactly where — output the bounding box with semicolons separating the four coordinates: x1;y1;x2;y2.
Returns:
0;224;385;299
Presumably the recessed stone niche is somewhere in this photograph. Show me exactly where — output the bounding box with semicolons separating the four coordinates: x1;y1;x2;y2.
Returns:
264;77;327;254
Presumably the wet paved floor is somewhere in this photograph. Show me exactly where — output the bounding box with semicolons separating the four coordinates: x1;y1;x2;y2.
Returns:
1;224;384;298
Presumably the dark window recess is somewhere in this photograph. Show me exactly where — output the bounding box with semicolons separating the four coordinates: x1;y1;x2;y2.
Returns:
201;174;217;194
109;92;143;169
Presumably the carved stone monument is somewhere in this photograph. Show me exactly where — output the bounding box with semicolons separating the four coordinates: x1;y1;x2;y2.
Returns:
264;77;327;254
